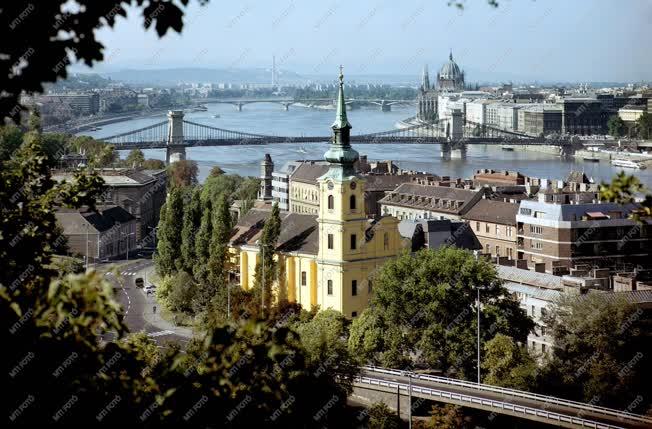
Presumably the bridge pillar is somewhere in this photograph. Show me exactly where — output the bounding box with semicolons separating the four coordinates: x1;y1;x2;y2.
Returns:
283;103;290;111
440;142;451;160
166;110;186;164
380;100;391;112
451;109;464;141
451;142;467;160
236;103;243;112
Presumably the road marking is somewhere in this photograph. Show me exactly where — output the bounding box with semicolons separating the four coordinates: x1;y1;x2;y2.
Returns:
148;330;174;338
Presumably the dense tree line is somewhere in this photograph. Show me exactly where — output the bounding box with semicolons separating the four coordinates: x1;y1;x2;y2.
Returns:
1;126;360;427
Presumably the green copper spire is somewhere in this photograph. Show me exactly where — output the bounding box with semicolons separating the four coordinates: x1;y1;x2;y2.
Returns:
322;65;359;180
332;65;351;129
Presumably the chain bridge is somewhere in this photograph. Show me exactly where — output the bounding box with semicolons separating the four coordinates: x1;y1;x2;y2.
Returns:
97;110;576;163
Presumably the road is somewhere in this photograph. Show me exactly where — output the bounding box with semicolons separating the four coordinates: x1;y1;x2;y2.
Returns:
101;259;191;348
357;367;652;429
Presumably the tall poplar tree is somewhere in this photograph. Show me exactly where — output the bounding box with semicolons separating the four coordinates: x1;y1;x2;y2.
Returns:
194;198;213;282
253;203;281;313
180;187;202;273
155;188;184;276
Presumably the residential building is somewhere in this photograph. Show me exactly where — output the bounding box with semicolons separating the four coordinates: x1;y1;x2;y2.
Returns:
618;104;646;124
463;199;519;260
473;169;525;186
53;168;167;244
465;100;497;125
486;103;523;131
288;161;329;214
229;71;404;318
379;182;486;221
517;104;562;136
55;206;137;262
272;161;302;211
398;219;481;251
516;190;652;274
41;92;100;115
561;98;606;135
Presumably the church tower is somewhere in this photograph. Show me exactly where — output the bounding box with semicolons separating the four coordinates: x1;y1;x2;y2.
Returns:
316;67;398;318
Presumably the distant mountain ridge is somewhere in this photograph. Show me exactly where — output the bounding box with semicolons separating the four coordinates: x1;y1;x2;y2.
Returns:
101;67;303;85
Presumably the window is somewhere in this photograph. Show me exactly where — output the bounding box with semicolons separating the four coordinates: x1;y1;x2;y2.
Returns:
368;280;373;294
531;305;535;316
350;234;357;250
352;280;357;296
496;225;501;236
327;280;333;295
350;195;356;210
506;226;513;237
327;195;334;210
541;307;547;318
495;245;500;256
475;221;480;231
383;233;389;250
301;271;307;286
529;225;543;234
485;223;490;233
352;311;357;318
541;344;547;353
327;234;334;249
531;241;543;250
485;244;490;253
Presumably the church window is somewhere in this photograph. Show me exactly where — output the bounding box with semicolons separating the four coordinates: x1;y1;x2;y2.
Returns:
327;234;334;249
301;271;307;286
350;234;357;250
352;311;357;318
327;195;334;210
383;232;389;250
350;195;356;210
352;280;357;296
368;280;373;293
327;280;333;295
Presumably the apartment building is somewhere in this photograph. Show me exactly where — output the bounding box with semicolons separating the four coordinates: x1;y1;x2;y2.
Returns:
516;190;652;274
463;199;519;260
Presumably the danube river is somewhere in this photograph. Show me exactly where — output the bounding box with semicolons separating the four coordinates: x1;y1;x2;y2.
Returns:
82;103;652;186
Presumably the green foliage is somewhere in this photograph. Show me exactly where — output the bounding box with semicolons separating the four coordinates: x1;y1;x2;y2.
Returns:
166;271;197;314
540;293;651;410
348;248;534;379
1;0;204;123
636;111;652;139
365;402;401;429
209;165;225;176
141;158;166;170
253;203;282;312
607;115;626;137
194;198;213;282
419;404;469;429
68;135;118;167
168;159;198;188
180;187;202;274
207;194;232;287
482;333;538;390
155;187;185;276
599;172;652;218
0;124;24;161
125;148;145;168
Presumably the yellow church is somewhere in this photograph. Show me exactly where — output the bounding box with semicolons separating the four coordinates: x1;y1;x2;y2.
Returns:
229;69;405;318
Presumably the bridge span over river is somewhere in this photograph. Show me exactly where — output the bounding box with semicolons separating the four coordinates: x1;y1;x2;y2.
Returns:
96;110;579;163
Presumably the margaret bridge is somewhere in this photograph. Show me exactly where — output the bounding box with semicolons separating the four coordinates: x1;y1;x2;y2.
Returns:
197;97;415;111
97;110;579;163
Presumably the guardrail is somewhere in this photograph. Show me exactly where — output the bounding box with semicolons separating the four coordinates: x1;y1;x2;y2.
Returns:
356;376;624;429
362;366;651;426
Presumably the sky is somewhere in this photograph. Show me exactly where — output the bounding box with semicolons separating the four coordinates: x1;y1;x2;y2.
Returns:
89;0;652;82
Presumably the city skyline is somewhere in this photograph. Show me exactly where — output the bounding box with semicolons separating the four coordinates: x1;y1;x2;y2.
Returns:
86;0;652;82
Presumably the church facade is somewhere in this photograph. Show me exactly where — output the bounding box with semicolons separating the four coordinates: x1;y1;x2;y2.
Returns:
229;69;405;318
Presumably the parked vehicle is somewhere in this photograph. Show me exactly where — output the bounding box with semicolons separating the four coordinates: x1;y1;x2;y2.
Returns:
144;284;156;294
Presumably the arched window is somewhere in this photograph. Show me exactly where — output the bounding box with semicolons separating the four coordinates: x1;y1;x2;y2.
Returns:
327;195;334;210
350;195;356;210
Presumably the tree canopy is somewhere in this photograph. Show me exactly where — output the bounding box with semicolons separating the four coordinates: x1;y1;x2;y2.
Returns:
348;248;534;379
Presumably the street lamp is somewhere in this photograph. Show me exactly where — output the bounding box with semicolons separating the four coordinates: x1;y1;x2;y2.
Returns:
121;230;135;261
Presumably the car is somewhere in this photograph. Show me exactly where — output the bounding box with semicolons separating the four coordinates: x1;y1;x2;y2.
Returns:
135;277;144;288
144;284;156;294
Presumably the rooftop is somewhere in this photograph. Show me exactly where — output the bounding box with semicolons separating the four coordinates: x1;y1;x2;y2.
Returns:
380;183;483;214
56;206;135;234
462;199;519;225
